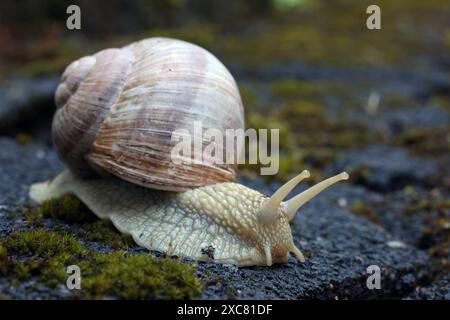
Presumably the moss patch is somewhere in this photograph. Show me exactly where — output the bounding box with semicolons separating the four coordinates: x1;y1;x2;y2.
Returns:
240;93;373;183
0;229;84;285
272;79;320;101
15;133;32;145
77;252;202;299
396;127;450;158
2;229;84;257
142;23;216;50
0;229;202;299
405;193;450;270
219;0;450;69
350;200;381;224
0;245;9;274
77;220;135;250
26;195;134;250
27;194;95;224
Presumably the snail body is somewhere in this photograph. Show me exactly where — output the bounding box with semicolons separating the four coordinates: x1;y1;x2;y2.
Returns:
29;37;348;267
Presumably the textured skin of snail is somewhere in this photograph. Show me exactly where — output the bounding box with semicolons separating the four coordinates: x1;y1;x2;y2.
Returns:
30;171;295;267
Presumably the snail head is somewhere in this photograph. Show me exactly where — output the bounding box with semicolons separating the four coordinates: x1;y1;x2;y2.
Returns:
254;170;349;266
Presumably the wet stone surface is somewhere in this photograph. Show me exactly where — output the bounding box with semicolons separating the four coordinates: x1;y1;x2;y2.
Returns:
328;144;440;192
0;77;58;135
0;137;436;299
197;199;430;299
2;0;450;300
408;275;450;300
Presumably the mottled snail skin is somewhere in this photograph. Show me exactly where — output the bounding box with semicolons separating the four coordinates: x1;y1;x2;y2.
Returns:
30;171;293;266
29;37;349;267
30;170;349;266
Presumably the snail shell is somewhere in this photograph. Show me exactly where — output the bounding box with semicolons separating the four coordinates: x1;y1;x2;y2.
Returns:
53;37;244;191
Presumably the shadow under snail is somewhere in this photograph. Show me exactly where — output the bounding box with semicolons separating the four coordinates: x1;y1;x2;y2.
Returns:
29;37;349;267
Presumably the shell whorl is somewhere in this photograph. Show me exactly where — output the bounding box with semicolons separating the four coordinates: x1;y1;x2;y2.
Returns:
53;48;134;177
53;38;245;191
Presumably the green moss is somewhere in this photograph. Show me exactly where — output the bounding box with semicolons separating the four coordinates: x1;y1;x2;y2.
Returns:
405;191;450;270
14;38;88;78
15;133;32;145
26;195;134;250
396;127;450;157
0;229;84;283
0;245;8;274
241;97;369;183
277;101;373;148
278;101;325;125
350;200;380;224
79;220;135;250
3;0;448;79
27;194;95;224
408;197;450;213
77;252;202;299
271;79;319;100
431;94;450;110
223;286;237;299
245;112;293;150
0;229;202;299
403;185;417;196
382;95;419;109
326;124;373;148
268;149;324;184
15;54;77;78
275;150;305;183
143;23;215;50
2;229;84;257
435;200;450;211
219;0;449;68
301;148;337;170
239;85;258;109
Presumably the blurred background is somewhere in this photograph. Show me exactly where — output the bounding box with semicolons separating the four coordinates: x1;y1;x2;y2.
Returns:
0;0;449;298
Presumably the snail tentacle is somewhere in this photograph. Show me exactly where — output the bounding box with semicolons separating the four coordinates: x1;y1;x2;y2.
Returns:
258;170;310;225
284;172;349;221
291;245;306;263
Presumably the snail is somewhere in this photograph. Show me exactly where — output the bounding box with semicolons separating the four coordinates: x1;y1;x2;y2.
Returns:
29;37;349;267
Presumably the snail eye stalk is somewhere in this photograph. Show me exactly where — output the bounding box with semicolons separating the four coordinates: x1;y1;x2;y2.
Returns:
258;170;310;225
264;243;273;266
291;245;305;263
284;172;349;221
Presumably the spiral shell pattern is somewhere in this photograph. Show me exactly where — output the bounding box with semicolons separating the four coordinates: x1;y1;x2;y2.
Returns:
53;38;244;191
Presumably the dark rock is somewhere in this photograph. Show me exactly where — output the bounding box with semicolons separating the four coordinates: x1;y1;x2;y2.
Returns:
0;138;63;208
321;184;425;246
328;144;439;192
231;64;450;92
0;76;58;135
0;139;429;299
0;138;63;237
0;138;433;299
379;106;450;136
407;274;450;300
197;198;430;299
